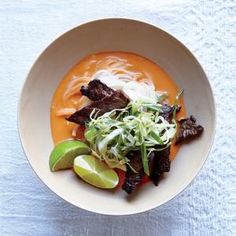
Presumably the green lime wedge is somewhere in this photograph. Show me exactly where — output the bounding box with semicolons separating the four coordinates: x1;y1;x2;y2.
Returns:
74;155;119;189
49;140;91;171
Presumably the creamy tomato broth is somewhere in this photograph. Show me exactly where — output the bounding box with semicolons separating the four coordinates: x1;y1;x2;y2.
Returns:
51;52;186;160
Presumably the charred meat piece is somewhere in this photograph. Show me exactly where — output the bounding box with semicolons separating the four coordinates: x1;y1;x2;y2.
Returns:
80;79;114;101
67;92;128;124
122;151;144;194
67;106;95;125
175;115;204;144
67;90;129;124
160;104;181;123
149;147;171;186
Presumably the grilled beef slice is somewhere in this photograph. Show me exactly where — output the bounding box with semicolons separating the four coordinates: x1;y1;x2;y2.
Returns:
122;151;144;194
80;79;114;101
67;80;129;124
160;104;181;123
175;115;204;144
122;147;171;193
148;147;171;186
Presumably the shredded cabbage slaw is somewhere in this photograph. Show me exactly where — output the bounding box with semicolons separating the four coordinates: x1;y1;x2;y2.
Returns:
84;98;178;175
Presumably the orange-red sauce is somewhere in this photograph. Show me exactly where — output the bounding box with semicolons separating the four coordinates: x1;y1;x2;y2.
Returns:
51;52;186;161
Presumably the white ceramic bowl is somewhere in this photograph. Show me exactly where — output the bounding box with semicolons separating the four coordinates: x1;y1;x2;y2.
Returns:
18;18;215;215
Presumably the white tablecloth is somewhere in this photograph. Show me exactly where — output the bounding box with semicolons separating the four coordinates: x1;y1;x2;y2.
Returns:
0;1;235;235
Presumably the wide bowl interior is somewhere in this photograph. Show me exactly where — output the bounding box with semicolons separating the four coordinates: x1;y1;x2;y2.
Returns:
18;19;215;215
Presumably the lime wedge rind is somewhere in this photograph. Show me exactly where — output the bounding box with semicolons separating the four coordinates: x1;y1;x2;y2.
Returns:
73;155;119;189
49;140;91;171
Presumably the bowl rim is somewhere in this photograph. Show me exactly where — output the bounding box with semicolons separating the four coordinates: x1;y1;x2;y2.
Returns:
17;17;216;216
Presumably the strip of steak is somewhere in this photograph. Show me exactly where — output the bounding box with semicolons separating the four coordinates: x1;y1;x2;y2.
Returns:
122;151;144;194
123;147;171;193
80;79;114;101
148;147;171;186
175;115;204;144
160;104;181;123
67;90;129;124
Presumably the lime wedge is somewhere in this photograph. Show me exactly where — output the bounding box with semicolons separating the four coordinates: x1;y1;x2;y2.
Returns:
74;155;119;189
49;140;91;171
